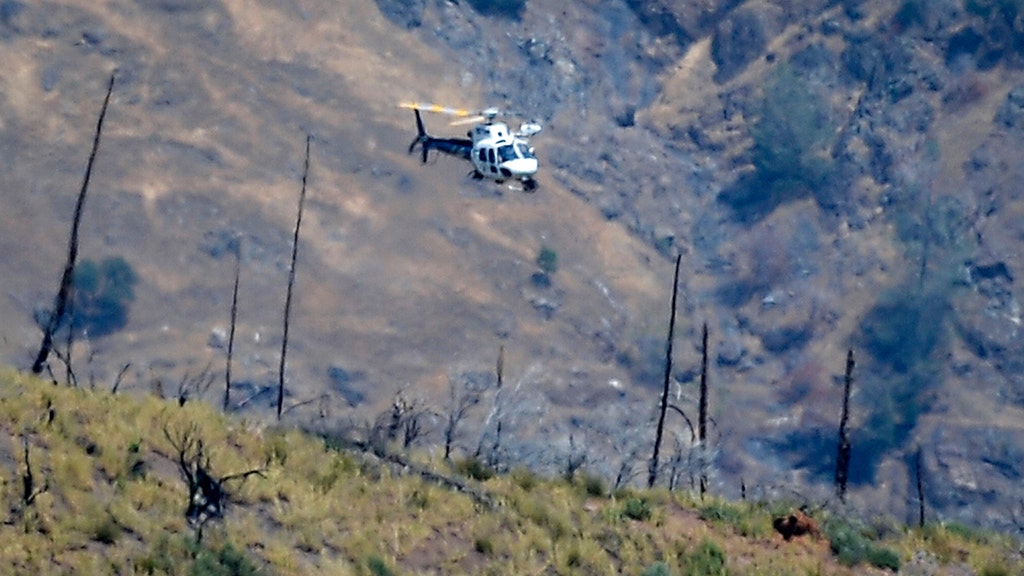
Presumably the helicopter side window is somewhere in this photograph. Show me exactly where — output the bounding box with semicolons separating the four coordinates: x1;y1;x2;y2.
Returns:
487;148;496;165
498;144;518;162
478;149;487;163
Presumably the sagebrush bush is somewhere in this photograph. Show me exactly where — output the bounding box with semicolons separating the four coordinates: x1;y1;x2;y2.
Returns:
623;497;652;521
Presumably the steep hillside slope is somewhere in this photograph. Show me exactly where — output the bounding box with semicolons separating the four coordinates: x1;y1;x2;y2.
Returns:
1;369;1021;574
3;0;1024;531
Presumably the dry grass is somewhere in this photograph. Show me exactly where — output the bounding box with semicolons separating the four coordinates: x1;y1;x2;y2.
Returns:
0;367;1019;575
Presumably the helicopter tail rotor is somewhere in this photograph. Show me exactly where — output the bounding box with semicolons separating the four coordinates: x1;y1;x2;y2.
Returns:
408;108;430;163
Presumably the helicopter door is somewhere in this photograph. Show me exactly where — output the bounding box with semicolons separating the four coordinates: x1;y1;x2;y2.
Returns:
486;148;498;174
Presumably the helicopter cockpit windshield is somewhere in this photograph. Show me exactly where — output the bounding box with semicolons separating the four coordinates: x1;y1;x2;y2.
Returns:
498;144;519;163
515;141;536;159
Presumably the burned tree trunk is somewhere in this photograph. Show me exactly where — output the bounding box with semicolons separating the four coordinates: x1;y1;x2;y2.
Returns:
443;376;480;461
33;73;115;375
915;446;926;528
278;135;311;419
834;349;855;503
20;436;47;510
475;345;507;469
224;243;241;411
648;254;682;488
698;321;709;498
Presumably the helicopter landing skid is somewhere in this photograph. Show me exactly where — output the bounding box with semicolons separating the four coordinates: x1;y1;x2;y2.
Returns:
519;178;538;193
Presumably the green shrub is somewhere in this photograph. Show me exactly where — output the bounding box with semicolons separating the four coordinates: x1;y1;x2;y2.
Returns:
474;537;494;555
65;256;138;337
35;255;139;338
623;497;652;522
581;473;606;498
751;66;833;187
681;539;728;576
139;537;266;576
825;517;899;570
941;521;988;543
366;555;395;576
720;64;835;220
90;513;122;545
511;467;539;491
455;457;495;481
536;245;558;275
866;546;901;571
465;0;526;19
894;0;924;28
699;501;744;526
189;541;263;576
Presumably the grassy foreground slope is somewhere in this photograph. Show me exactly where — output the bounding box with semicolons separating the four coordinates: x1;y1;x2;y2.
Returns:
0;368;1019;575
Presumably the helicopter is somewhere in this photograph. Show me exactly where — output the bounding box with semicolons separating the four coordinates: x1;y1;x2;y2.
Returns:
399;102;542;192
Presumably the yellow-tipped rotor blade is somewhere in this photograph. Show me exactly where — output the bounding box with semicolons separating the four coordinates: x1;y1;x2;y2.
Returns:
398;102;474;117
450;115;486;126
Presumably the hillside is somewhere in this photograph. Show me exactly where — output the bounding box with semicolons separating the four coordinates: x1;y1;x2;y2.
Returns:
4;0;1024;532
0;369;1021;575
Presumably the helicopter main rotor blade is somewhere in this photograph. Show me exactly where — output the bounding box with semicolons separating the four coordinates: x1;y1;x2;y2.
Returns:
398;102;475;118
449;115;486;127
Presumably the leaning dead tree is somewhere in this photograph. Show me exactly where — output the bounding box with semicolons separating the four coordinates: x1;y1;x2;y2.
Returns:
278;135;311;419
649;254;682;488
834;349;855;503
33;73;115;375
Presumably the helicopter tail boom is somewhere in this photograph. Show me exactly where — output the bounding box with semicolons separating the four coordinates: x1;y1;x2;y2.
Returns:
407;108;472;163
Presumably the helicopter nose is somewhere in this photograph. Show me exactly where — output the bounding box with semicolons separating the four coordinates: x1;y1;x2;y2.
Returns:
503;158;538;177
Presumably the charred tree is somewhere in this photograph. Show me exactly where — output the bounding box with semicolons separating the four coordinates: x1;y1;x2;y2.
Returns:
32;73;115;375
835;349;855;503
163;421;266;540
475;345;506;469
915;446;926;528
19;436;47;510
443;376;480;461
698;321;709;498
278;135;311;419
648;254;682;488
224;243;241;411
176;364;215;407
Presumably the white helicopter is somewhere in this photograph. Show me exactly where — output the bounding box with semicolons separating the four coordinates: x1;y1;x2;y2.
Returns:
399;102;542;192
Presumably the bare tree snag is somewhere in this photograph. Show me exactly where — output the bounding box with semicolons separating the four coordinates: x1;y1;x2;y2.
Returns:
163;421;266;538
111;362;131;394
33;73;115;375
443;377;480;461
475;345;507;468
20;436;47;509
648;254;682;488
369;390;430;455
225;242;241;411
490;345;504;468
176;364;215;407
563;433;588;480
915;446;926;528
278;135;311;419
835;349;855;503
698;321;709;498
